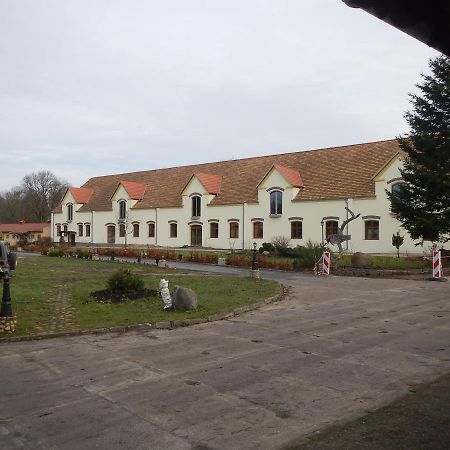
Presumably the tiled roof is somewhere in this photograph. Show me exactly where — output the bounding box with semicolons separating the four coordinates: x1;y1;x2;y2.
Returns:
194;172;222;194
75;140;399;212
0;223;49;234
273;165;304;188
69;187;94;204
120;181;146;200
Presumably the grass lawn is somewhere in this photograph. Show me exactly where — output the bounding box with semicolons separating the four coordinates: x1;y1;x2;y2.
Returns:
5;256;280;338
339;254;428;270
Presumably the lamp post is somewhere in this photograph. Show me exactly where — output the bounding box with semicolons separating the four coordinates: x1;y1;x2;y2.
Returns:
252;242;258;271
321;220;324;245
0;272;13;318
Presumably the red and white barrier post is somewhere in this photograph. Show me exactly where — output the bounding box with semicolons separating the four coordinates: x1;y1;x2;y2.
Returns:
432;250;442;279
322;252;331;275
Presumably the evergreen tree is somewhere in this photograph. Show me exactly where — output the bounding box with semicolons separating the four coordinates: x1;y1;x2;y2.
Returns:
388;55;450;245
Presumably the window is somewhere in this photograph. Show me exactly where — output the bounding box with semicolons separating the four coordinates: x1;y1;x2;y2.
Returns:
291;221;302;239
63;225;68;234
67;204;73;221
365;220;379;240
170;223;177;238
119;200;126;220
326;220;339;239
148;223;155;238
192;196;201;217
253;221;263;239
56;225;61;236
119;224;125;238
210;222;218;238
391;182;406;201
78;224;83;237
85;224;91;237
270;191;282;215
229;222;239;239
133;223;139;237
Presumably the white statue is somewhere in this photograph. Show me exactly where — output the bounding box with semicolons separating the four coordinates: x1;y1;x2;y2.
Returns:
159;279;173;310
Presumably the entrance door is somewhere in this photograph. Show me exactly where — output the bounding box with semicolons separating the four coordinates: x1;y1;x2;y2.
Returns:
107;225;116;244
191;225;202;247
69;233;76;247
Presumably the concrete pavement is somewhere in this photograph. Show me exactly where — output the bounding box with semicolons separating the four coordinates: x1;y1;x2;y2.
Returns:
0;272;449;449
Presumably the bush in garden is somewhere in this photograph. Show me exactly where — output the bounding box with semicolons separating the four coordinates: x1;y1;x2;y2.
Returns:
271;236;291;256
258;242;275;254
107;269;144;293
47;247;64;257
292;240;326;269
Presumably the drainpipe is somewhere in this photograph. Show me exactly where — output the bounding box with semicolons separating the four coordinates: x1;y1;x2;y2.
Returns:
155;208;159;246
91;211;94;245
242;202;246;250
345;198;349;251
51;212;54;242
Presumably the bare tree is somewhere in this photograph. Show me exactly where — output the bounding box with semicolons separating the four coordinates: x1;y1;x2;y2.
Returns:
21;171;69;222
0;187;27;223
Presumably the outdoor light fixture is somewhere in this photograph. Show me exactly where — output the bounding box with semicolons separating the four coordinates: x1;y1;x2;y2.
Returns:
252;242;258;271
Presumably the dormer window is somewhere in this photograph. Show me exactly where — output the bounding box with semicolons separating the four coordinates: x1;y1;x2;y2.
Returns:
270;191;282;215
192;195;201;218
119;200;126;220
67;204;73;221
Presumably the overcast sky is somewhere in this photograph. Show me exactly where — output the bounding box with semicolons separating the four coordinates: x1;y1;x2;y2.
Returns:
0;0;439;191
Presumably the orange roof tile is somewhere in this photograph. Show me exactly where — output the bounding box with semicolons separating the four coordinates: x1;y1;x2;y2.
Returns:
272;164;304;187
120;181;146;200
73;140;400;212
0;223;49;234
194;172;222;194
69;187;94;204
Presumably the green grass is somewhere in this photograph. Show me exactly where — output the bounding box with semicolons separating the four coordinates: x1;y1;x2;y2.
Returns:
339;254;427;269
5;256;279;337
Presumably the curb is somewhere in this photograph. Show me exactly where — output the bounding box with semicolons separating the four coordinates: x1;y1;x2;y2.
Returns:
0;284;287;344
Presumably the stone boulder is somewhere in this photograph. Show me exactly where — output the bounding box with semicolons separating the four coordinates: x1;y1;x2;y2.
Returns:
172;286;198;311
351;252;374;268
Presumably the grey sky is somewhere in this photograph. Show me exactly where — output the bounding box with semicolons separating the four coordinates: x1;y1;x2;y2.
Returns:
0;0;438;191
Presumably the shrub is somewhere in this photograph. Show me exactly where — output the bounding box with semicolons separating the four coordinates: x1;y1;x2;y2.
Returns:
271;236;291;256
36;237;53;247
76;249;92;259
107;269;144;293
292;240;325;270
47;248;64;257
259;242;275;254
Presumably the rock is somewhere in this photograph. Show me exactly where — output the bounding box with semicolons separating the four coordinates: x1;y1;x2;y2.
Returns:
172;286;198;311
351;252;374;268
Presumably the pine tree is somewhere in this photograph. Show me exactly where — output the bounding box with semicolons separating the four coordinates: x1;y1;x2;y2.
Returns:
388;55;450;245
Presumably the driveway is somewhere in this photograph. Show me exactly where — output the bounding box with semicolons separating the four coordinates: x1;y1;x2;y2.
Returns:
0;272;449;449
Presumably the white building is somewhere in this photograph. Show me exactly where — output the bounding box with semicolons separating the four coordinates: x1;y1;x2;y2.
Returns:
51;139;424;254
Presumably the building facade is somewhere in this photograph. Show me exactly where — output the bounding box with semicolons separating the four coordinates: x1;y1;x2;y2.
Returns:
51;140;426;254
0;222;51;246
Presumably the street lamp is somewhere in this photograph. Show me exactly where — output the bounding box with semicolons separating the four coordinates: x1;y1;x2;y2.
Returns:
0;271;12;318
252;242;258;271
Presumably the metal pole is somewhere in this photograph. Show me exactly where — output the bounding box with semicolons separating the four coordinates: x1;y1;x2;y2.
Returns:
321;220;324;244
252;242;258;271
345;199;349;251
0;274;13;318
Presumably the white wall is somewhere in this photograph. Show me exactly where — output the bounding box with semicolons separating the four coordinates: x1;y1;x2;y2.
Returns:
51;160;429;254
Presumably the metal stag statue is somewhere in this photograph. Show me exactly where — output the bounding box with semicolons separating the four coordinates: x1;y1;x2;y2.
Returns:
327;206;361;257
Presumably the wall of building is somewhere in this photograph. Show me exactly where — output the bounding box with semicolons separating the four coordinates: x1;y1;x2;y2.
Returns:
51;159;430;254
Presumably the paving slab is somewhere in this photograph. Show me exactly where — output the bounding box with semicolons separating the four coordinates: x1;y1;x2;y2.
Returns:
0;274;449;449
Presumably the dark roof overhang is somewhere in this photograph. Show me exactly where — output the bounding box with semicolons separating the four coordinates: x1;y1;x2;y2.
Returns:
342;0;450;56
